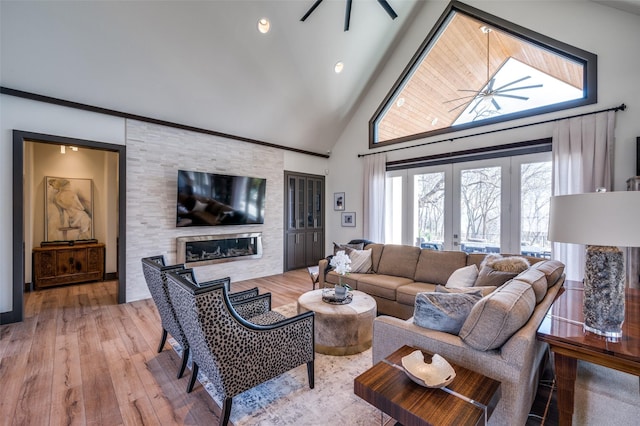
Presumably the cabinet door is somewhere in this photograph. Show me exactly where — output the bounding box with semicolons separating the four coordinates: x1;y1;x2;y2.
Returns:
287;176;307;230
57;248;87;275
307;177;323;230
286;233;306;270
305;231;324;266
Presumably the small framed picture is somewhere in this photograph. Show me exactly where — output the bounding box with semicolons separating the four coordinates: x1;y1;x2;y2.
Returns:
334;192;345;211
341;212;356;227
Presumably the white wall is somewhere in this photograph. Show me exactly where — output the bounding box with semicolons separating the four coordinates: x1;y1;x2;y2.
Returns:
323;0;640;254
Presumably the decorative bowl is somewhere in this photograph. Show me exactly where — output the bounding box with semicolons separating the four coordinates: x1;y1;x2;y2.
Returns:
401;350;456;388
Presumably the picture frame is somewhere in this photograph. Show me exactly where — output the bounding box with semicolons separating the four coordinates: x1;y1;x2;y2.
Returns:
341;212;356;227
334;192;345;211
45;176;94;241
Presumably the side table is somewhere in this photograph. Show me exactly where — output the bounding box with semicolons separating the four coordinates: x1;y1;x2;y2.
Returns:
354;345;501;426
536;280;640;426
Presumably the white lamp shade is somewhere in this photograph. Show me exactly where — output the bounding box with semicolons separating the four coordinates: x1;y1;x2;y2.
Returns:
549;192;640;247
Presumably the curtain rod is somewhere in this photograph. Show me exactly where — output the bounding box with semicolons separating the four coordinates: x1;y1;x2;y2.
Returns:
358;103;626;158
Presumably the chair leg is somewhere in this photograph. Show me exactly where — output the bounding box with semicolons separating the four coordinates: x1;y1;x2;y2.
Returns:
307;360;315;389
178;346;189;379
157;329;168;353
219;397;233;426
187;362;199;393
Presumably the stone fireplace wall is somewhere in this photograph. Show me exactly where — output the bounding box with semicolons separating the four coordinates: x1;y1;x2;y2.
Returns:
125;119;284;302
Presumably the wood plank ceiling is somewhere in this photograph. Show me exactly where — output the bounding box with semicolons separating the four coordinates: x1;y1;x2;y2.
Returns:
376;12;584;143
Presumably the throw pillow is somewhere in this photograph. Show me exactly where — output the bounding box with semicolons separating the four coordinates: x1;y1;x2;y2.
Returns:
346;248;372;273
333;241;364;255
474;265;518;288
459;280;536;351
445;264;479;288
436;284;497;297
481;254;530;273
413;291;482;334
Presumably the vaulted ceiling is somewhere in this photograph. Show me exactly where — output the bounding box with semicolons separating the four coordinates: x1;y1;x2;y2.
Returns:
1;1;639;156
0;0;422;155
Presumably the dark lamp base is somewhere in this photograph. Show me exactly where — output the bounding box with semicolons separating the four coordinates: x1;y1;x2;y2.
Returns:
583;245;625;338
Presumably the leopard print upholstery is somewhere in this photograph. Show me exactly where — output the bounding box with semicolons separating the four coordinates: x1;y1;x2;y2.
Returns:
166;272;315;401
141;256;189;351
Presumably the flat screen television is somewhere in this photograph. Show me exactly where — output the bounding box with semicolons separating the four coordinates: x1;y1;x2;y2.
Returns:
176;170;266;227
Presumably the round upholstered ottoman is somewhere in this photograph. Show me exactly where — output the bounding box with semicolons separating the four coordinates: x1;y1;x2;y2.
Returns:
297;289;377;356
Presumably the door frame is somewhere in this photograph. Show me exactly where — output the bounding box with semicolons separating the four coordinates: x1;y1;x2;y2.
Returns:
3;130;126;324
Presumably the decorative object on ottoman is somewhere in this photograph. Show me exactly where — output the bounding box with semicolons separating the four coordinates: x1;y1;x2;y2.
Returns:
550;190;640;337
330;250;352;301
401;350;456;388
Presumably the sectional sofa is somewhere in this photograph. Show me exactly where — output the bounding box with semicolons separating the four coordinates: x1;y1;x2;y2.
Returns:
319;243;565;426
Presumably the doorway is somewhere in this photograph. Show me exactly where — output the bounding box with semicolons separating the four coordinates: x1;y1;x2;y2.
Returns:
6;130;126;324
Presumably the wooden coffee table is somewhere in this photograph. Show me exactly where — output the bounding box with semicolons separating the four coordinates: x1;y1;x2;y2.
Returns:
354;345;501;426
536;280;640;426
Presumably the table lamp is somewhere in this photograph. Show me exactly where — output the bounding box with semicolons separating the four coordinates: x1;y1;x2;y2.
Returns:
549;190;640;338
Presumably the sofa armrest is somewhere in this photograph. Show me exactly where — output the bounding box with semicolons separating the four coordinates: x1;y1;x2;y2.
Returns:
373;316;520;382
318;258;329;286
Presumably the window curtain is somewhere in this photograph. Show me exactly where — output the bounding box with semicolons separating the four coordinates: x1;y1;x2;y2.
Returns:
363;153;386;243
552;110;615;281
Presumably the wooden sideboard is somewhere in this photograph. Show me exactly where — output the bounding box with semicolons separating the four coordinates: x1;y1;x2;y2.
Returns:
33;242;105;289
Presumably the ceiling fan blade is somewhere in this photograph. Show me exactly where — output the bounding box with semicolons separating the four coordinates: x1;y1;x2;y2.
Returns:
487;78;495;91
494;93;530;100
443;94;479;104
497;84;543;93
493;76;531;92
448;99;473;113
301;0;324;22
344;0;352;31
491;98;501;110
377;0;398;19
469;98;485;115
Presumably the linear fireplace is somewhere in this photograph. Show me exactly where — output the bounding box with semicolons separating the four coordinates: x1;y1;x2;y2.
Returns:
176;233;262;266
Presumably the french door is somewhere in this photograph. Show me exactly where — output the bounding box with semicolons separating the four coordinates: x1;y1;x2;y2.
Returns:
385;152;551;257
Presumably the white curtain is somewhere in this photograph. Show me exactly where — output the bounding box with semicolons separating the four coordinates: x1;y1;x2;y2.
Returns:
552;110;615;280
363;153;386;243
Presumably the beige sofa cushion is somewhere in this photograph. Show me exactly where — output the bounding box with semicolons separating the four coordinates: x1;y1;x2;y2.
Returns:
356;274;414;300
376;245;421;279
530;259;565;287
396;282;438;305
459;280;536;351
365;244;385;273
513;269;548;303
414;250;468;285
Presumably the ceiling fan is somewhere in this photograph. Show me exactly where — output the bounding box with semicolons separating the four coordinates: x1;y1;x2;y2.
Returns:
444;26;543;117
301;0;398;31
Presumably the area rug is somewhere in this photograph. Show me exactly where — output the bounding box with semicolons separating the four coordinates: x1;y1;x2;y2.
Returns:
170;303;640;425
169;303;388;425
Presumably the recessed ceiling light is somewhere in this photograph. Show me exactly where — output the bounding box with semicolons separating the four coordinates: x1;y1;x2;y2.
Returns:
396;98;405;107
257;18;270;34
334;61;344;74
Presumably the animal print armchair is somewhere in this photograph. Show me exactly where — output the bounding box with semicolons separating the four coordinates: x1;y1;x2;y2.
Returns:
166;270;315;426
141;256;260;379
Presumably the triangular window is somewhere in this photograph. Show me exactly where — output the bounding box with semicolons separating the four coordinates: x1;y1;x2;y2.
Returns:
370;1;597;147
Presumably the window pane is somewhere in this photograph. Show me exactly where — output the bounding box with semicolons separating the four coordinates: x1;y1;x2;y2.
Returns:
520;161;552;258
460;167;501;253
385;175;403;244
414;172;445;249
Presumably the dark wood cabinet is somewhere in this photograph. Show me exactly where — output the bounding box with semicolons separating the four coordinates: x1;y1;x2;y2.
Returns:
284;172;324;271
33;242;105;289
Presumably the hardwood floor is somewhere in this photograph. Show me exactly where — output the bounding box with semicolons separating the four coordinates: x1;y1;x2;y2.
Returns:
0;269;313;426
0;269;556;425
